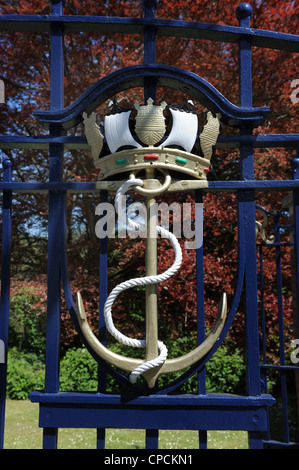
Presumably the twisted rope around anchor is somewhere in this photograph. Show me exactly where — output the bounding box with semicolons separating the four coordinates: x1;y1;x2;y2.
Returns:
103;178;183;383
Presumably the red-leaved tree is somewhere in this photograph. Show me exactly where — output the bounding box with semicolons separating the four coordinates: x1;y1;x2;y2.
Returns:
0;0;297;364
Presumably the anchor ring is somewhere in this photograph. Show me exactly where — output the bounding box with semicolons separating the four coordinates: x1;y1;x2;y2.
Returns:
129;169;172;196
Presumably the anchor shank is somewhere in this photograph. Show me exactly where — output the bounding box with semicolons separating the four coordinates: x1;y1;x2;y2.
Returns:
144;169;159;365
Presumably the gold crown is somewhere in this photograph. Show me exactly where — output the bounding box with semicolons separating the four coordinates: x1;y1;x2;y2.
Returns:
83;99;221;180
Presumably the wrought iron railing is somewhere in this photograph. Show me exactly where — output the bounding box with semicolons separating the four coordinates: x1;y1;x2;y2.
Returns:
0;0;298;450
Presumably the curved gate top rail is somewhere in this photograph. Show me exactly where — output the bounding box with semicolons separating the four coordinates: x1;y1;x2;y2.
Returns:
33;64;269;129
0;0;298;451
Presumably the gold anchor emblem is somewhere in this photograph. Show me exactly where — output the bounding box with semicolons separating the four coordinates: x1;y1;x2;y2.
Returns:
75;175;227;389
77;102;225;389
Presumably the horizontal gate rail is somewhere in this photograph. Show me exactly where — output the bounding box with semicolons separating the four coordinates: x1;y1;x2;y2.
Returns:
0;134;299;150
0;14;298;52
29;390;275;432
1;179;299;193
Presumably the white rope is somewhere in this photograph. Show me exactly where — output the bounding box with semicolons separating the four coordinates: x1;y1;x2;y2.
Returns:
103;178;182;384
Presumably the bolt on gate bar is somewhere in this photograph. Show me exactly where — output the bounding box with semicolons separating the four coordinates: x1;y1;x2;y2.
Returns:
0;0;298;450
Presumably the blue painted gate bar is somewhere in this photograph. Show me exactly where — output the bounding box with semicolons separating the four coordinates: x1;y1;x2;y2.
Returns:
0;0;298;450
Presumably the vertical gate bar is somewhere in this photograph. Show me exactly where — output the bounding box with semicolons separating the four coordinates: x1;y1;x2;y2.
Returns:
143;177;159;447
237;2;253;107
45;0;64;394
98;190;108;393
259;244;271;441
142;171;160;447
274;214;290;443
259;244;267;368
239;195;261;381
195;189;207;449
45;140;63;395
146;429;159;449
43;427;58;449
291;156;299;444
238;190;263;449
143;0;159;374
195;189;205;392
237;3;263;449
97;189;108;449
143;0;157;103
97;428;106;450
143;2;158;447
43;0;64;449
143;0;157;63
0;159;12;449
237;5;261;397
49;1;64;109
274;214;286;370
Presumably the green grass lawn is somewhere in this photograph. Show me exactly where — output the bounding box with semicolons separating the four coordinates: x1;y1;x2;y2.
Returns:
3;399;249;449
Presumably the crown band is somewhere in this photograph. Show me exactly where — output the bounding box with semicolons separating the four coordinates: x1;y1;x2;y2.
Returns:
94;147;210;181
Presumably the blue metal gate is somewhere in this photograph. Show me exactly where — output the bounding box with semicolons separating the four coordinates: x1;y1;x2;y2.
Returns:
0;0;298;450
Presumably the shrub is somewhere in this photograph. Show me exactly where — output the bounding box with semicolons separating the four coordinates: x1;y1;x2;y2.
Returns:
56;342;247;395
59;348;98;391
159;338;246;394
205;345;246;394
59;345;148;393
6;341;246;399
8;289;46;357
102;338;246;394
6;348;45;400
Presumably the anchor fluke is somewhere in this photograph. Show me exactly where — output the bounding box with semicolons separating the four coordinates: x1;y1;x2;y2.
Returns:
76;290;144;375
75;289;228;387
76;291;86;321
